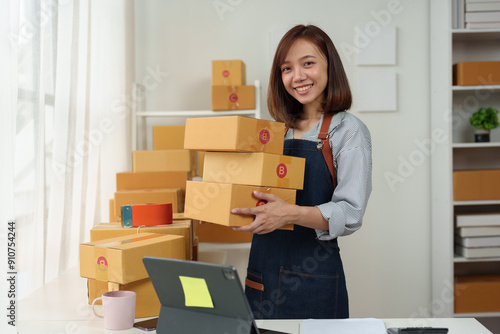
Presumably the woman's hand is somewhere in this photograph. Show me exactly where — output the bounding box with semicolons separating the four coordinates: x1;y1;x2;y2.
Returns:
231;191;295;234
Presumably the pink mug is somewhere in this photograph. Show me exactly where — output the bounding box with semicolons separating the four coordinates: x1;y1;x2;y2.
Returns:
92;290;136;330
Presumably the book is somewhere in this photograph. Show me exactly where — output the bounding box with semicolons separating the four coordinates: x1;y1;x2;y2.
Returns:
455;226;500;237
453;0;458;28
465;21;500;28
459;0;465;28
455;244;500;258
455;212;500;227
466;2;500;12
465;10;500;23
455;235;500;247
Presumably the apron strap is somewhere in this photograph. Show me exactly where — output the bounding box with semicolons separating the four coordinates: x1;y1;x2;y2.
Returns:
283;113;336;188
318;113;336;189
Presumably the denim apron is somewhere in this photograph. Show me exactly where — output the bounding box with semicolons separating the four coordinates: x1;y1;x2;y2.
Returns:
244;115;349;319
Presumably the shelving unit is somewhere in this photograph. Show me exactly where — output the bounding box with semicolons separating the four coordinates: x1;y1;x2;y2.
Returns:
430;3;500;328
431;0;500;324
131;80;261;150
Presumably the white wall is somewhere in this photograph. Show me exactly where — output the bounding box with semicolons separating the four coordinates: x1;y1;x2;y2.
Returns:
133;0;433;318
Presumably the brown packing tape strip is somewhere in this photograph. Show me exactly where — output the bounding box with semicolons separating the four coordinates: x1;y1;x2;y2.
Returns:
277;178;290;188
95;247;109;281
279;155;292;165
226;85;239;110
276;155;292;188
247;119;269;151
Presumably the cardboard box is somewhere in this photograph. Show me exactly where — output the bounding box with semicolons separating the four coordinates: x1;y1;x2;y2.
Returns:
212;60;246;86
153;125;186;150
184;181;295;228
116;171;190;193
453;169;500;201
88;278;160;318
211;85;255;111
454;274;500;313
198;151;205;177
132;150;192;173
90;220;194;260
121;203;173;227
196;222;253;243
80;233;185;284
109;199;119;222
203;152;305;190
184;116;285;154
453;61;500;86
114;188;183;217
173;212;185;220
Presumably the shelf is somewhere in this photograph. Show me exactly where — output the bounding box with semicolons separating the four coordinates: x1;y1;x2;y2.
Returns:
131;80;261;151
452;28;500;41
454;200;500;206
454;311;500;318
135;110;258;117
452;85;500;92
454;255;500;263
453;142;500;148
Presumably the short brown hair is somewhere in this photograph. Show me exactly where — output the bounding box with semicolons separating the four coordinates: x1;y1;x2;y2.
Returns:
267;25;352;128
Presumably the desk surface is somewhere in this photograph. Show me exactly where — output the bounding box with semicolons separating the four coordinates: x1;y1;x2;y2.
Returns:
16;267;492;334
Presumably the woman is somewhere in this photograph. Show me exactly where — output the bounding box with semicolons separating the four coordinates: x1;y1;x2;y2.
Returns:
231;24;372;319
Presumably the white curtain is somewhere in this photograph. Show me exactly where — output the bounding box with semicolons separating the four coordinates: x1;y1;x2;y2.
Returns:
0;0;135;300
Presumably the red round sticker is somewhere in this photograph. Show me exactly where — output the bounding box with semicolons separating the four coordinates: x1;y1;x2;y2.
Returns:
229;93;238;103
276;163;287;178
259;129;270;144
222;70;230;77
256;200;267;206
97;256;108;271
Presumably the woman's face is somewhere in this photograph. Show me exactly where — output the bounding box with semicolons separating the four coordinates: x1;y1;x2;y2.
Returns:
280;38;328;109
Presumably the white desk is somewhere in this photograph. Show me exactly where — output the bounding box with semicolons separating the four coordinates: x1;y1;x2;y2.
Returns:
17;267;492;334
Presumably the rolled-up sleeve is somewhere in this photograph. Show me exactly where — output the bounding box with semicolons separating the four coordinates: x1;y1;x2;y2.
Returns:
314;115;372;240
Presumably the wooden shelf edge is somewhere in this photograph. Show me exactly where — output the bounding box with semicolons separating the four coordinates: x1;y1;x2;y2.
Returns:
454;311;500;318
454;255;500;263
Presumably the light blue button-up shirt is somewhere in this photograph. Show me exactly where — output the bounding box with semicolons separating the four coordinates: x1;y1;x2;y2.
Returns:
285;112;373;240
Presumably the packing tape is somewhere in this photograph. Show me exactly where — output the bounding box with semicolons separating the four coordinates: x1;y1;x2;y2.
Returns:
247;119;271;152
95;247;109;281
96;233;163;249
226;85;239;110
279;155;292;164
277;178;290;188
275;155;292;188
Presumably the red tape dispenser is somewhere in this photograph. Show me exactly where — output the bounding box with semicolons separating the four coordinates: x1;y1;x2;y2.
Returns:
121;203;173;228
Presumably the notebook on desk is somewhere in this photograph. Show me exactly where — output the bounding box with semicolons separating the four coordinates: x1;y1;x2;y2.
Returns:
143;256;290;334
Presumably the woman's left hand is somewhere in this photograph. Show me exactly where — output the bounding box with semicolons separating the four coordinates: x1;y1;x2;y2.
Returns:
231;191;294;234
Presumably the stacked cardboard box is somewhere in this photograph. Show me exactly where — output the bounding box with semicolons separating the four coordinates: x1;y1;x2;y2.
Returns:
152;125;200;177
454;274;500;313
453;169;500;201
84;125;204;317
211;60;255;111
80;232;187;317
108;125;203;223
184;116;305;233
453;61;500;86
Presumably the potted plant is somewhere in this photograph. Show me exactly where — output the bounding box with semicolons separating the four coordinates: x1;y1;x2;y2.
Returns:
469;106;499;142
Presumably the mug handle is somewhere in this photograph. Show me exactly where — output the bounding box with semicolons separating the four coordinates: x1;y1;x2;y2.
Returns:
91;297;104;318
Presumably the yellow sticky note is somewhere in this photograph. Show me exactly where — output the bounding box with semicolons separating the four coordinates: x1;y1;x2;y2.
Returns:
179;276;214;308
